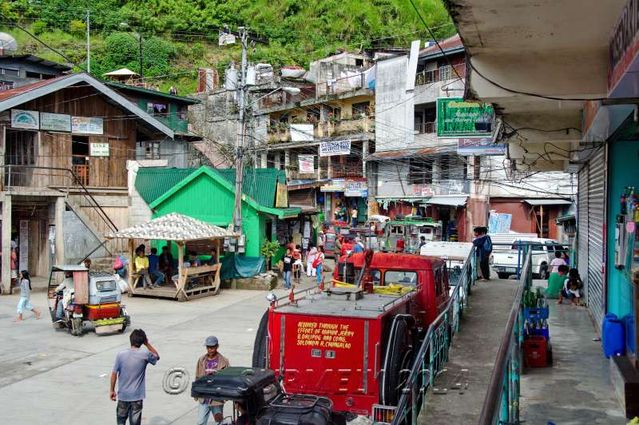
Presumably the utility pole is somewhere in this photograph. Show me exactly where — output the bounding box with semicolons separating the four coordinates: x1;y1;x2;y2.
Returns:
138;30;144;79
86;10;90;73
232;27;249;234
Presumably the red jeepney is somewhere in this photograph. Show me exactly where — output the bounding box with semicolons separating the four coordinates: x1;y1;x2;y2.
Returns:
253;252;449;418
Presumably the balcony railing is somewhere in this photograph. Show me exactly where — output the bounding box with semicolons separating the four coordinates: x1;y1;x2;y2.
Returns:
415;63;466;86
415;121;436;134
316;72;367;97
267;116;374;144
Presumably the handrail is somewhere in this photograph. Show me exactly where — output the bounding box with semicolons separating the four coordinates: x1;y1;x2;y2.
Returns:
390;246;476;425
477;251;531;425
3;164;119;233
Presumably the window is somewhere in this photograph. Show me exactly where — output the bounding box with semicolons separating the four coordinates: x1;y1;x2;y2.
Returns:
352;102;370;118
137;141;161;160
384;270;418;287
409;158;433;184
0;67;19;77
439;154;467;180
5;130;37;165
0;80;14;91
438;65;453;81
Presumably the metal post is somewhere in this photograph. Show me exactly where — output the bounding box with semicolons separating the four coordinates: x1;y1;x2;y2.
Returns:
1;195;11;294
139;31;143;79
86;10;91;73
232;27;248;234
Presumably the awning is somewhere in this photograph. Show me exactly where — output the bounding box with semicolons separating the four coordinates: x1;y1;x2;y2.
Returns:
105;213;235;241
423;196;468;207
524;199;572;206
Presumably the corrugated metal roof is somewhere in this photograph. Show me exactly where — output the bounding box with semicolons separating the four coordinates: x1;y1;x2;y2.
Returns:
0;75;69;101
420;34;464;56
215;168;286;208
523;199;572;206
136;167;286;209
135;167;196;204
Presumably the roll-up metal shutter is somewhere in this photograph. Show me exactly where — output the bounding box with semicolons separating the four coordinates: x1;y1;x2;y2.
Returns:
577;165;589;308
586;147;606;327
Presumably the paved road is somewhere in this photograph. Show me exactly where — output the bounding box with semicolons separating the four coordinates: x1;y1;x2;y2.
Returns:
0;282;309;424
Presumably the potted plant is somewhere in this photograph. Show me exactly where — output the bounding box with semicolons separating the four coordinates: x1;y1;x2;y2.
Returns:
260;240;280;271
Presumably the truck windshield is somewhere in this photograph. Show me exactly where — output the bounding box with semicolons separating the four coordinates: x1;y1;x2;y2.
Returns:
384;271;417;287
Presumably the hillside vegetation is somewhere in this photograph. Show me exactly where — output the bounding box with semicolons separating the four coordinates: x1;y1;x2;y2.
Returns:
0;0;453;93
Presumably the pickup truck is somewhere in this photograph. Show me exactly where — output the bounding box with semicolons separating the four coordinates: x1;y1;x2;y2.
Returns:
490;238;569;279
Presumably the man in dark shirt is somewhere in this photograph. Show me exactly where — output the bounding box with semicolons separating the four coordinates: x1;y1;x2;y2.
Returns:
472;226;493;280
148;248;163;286
159;246;174;283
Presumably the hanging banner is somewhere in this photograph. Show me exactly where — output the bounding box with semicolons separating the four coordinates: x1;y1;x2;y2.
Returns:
319;140;351;157
437;97;495;138
11;109;39;130
72;116;104;135
457;137;507;156
298;155;315;174
40;112;72;132
320;179;346;192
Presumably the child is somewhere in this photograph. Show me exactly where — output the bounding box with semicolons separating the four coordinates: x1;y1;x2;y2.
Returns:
567;268;584;306
550;251;567;274
15;270;40;322
551;265;569;302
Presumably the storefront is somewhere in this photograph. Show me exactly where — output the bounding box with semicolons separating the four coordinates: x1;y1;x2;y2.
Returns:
320;178;368;225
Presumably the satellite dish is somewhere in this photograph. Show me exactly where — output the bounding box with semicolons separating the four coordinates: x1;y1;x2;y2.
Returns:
0;32;18;54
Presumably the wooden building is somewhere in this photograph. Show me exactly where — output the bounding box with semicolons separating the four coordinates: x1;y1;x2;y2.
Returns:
0;72;197;292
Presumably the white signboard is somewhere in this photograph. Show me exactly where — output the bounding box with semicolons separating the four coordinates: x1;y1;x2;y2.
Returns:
298;155;315;174
72;116;104;135
11;109;39;130
290;124;314;142
19;220;28;271
319;140;351;157
90;142;110;157
41;112;71;132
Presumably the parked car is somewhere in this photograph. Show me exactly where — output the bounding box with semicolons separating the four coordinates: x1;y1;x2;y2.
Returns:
490;238;569;279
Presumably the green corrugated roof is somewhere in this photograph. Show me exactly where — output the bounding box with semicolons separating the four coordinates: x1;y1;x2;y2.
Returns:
135;167;287;209
135;167;196;204
215;168;287;208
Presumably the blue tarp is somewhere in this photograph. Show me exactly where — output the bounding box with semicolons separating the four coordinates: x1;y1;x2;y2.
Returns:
220;253;266;280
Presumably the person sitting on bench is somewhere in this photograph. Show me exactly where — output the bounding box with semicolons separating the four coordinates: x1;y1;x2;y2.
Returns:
134;248;156;289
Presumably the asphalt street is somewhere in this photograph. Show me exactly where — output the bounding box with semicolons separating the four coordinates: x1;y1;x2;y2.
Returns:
0;281;310;425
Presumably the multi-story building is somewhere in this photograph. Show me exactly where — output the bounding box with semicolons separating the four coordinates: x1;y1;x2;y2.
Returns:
370;35;574;242
0;54;71;92
254;53;375;222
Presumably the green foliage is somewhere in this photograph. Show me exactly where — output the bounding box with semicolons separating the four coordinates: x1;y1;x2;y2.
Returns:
68;20;86;36
1;0;454;93
261;240;281;259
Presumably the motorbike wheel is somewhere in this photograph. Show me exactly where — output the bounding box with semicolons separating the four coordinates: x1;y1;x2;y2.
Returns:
71;318;83;336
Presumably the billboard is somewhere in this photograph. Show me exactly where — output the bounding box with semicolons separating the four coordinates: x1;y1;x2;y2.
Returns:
437;97;495;138
41;112;71;132
457;137;507;156
319;140;351;157
298;155;315;173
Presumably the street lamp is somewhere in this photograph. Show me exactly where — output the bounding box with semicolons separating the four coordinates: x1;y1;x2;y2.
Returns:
119;22;143;79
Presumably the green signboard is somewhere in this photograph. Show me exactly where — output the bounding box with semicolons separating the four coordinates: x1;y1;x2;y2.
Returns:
436;97;495;138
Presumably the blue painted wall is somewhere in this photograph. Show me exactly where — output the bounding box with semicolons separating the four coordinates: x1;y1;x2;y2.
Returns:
606;139;639;318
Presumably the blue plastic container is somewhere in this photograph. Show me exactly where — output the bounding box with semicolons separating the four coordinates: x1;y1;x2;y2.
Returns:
602;313;626;358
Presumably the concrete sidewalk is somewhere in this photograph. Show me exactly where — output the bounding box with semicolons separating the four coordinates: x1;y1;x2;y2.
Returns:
520;301;626;424
418;279;518;425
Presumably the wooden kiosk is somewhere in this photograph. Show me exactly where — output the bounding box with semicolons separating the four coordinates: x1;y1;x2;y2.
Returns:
106;213;234;301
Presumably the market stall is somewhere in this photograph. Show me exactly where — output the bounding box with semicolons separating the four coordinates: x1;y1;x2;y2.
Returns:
105;213;235;301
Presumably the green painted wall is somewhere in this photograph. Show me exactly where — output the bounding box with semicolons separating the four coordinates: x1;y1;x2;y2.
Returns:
152;172;263;257
606;139;639;318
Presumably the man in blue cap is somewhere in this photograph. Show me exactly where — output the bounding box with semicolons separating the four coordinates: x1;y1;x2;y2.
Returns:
195;336;230;424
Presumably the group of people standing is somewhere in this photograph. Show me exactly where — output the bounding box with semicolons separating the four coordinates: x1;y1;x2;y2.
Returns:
281;242;326;289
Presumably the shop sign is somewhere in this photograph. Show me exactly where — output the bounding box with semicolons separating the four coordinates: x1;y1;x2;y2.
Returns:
90;142;110;157
11;109;39;130
291;124;314;142
320;179;346;192
72;116;104;135
319;140;351;157
436;98;495;138
412;184;434;197
344;179;368;197
41;112;71;132
609;0;639;95
298;155;315;173
457;137;507;156
275;183;288;208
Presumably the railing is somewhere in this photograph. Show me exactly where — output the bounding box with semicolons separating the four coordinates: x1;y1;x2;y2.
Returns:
267;116;374;143
415;64;466;86
3;164;119;259
389;247;476;425
414;121;436;134
477;251;531;425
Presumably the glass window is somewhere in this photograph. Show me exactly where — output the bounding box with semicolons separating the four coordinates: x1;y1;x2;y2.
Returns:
384;271;418;287
96;280;117;292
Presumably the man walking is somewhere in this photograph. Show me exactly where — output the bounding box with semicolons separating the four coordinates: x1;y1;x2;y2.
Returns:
195;336;230;425
110;329;160;425
472;226;493;280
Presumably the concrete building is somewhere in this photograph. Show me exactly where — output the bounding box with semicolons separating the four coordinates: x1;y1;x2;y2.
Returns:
0;54;71;92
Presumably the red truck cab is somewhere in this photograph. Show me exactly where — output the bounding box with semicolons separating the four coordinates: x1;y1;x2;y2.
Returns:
254;253;449;418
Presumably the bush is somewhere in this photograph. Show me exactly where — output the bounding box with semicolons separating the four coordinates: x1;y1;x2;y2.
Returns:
68;20;86;36
31;21;47;35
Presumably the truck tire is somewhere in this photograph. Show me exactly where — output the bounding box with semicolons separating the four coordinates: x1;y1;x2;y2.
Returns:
380;316;413;406
252;310;269;368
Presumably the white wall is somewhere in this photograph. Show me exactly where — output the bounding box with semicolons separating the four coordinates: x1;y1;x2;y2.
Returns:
375;56;414;152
